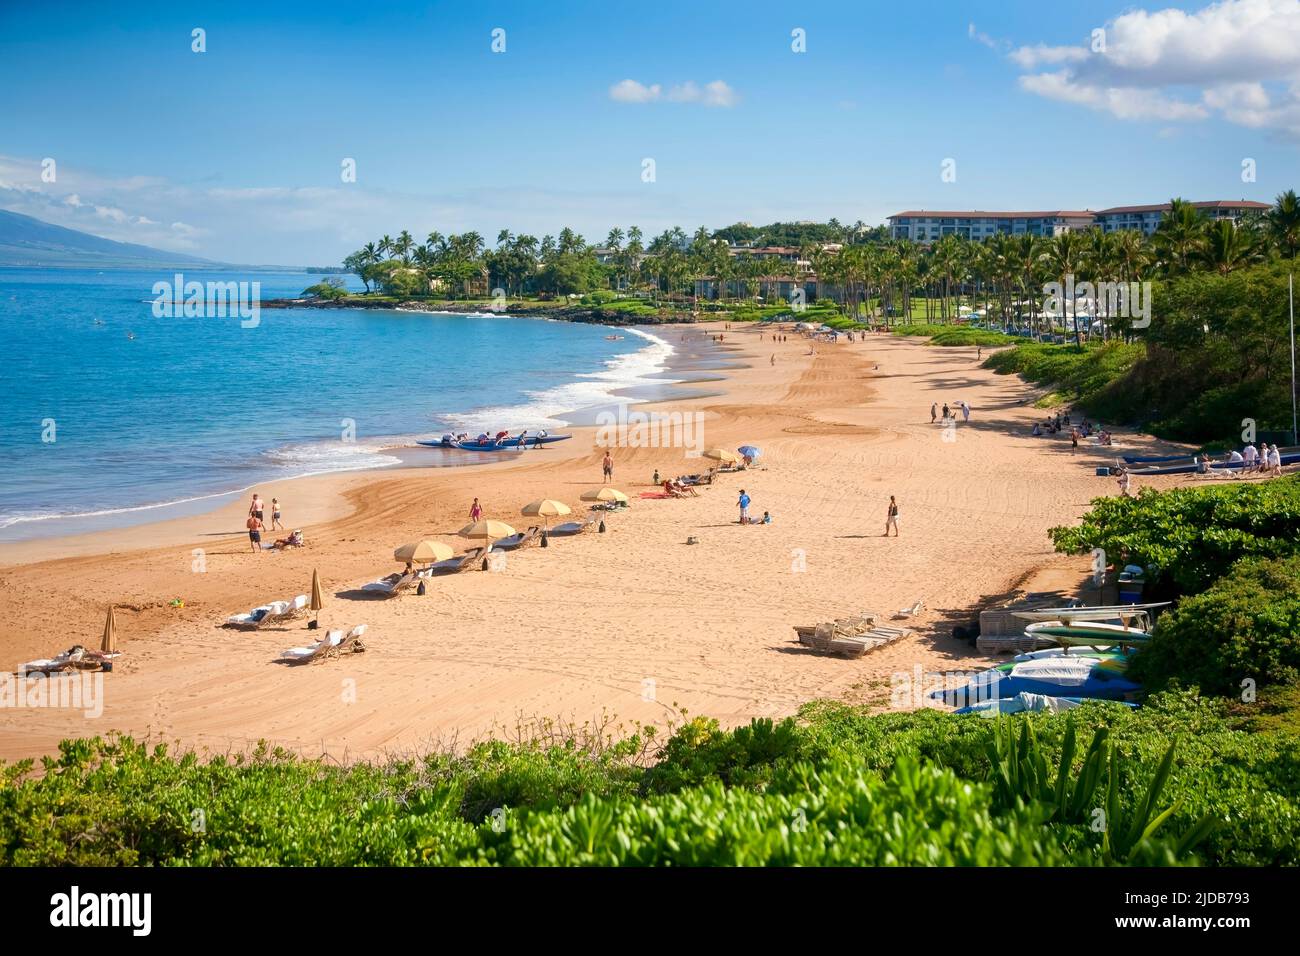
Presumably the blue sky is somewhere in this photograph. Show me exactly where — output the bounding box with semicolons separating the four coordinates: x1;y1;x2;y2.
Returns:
1;0;1296;265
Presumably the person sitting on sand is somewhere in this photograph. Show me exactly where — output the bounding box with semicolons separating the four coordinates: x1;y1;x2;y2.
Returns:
761;511;772;525
1031;423;1042;436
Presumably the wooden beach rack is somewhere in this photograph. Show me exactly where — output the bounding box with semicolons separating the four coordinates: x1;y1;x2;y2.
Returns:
794;612;912;658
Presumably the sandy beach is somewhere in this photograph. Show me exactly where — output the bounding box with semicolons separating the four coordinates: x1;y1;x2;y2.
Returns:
0;325;1200;762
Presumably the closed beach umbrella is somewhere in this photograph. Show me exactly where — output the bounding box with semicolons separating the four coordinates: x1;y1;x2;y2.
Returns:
459;520;516;550
703;448;740;464
101;606;117;655
521;499;571;527
310;569;325;611
580;487;628;503
394;540;454;564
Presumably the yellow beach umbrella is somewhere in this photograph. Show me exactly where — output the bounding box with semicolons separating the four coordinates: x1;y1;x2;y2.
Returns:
579;487;628;503
101;606;117;655
310;567;325;608
703;448;739;464
459;520;516;550
394;540;454;564
521;499;572;527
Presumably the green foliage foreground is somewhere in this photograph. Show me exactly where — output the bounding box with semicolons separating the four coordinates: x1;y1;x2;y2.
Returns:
3;693;1296;866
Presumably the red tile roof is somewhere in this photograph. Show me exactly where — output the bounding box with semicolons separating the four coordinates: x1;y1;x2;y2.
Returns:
1096;200;1271;215
889;210;1095;220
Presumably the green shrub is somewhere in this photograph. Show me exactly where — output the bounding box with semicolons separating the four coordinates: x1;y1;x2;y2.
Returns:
1050;476;1300;595
1131;556;1300;695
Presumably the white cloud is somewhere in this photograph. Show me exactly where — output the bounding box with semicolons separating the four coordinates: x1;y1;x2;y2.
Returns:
967;23;1001;51
1004;0;1300;137
1008;43;1090;69
609;79;661;103
610;78;737;107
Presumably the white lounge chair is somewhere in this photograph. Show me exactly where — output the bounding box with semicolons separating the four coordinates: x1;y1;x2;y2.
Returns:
279;630;344;664
895;598;926;619
361;572;417;597
227;600;287;629
550;516;597;535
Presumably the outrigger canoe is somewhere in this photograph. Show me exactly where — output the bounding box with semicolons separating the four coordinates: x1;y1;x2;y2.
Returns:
418;434;572;451
1127;446;1300;475
1024;621;1152;648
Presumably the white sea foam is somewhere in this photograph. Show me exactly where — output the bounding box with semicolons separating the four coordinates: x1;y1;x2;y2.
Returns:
439;328;677;432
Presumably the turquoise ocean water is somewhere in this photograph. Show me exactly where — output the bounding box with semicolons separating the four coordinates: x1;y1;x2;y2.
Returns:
0;269;674;541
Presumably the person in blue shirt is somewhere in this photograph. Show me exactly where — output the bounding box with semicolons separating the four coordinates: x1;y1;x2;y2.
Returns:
738;490;751;524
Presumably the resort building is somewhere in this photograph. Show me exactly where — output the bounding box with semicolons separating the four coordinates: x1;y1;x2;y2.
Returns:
888;200;1270;243
1093;200;1270;235
888;211;1096;243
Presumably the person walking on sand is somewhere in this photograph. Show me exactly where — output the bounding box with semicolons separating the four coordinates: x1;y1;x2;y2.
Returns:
1117;469;1132;497
469;497;483;521
1270;444;1283;477
737;489;751;525
1071;428;1079;453
930;402;938;423
270;497;283;531
941;403;951;422
961;401;970;423
883;496;899;536
246;513;264;552
249;493;264;526
602;451;614;481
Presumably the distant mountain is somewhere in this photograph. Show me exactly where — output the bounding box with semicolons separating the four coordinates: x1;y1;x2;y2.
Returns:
0;209;219;268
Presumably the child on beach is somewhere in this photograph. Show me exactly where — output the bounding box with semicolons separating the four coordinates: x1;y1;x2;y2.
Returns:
883;496;899;536
469;497;483;521
737;490;751;524
930;403;938;423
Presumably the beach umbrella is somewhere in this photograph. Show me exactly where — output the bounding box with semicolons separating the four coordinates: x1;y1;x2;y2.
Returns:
738;445;761;459
394;540;454;564
459;520;516;551
521;499;571;528
101;606;117;655
703;448;740;464
579;487;628;503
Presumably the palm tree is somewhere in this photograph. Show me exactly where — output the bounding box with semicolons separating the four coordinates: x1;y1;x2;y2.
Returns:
1047;231;1084;345
1267;189;1300;259
1153;198;1206;275
377;235;393;261
1201;219;1259;275
393;230;414;263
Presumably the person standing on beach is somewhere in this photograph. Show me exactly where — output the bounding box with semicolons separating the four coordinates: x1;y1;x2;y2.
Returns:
602;451;614;481
271;497;283;531
469;497;483;521
941;403;950;421
1270;444;1283;476
1117;469;1132;497
961;401;970;423
737;489;751;524
930;402;938;423
249;493;264;527
977;346;982;361
770;354;775;366
246;513;264;552
1070;428;1079;453
883;496;899;536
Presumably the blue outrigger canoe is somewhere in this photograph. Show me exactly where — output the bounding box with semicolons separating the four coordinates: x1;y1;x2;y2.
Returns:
418;434;572;451
1128;446;1300;475
1122;452;1197;465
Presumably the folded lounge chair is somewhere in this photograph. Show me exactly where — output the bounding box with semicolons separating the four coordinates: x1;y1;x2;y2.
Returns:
361;572;418;597
226;594;308;629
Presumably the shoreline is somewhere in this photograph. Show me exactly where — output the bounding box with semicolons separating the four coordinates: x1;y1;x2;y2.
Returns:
0;322;732;551
0;324;1200;763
